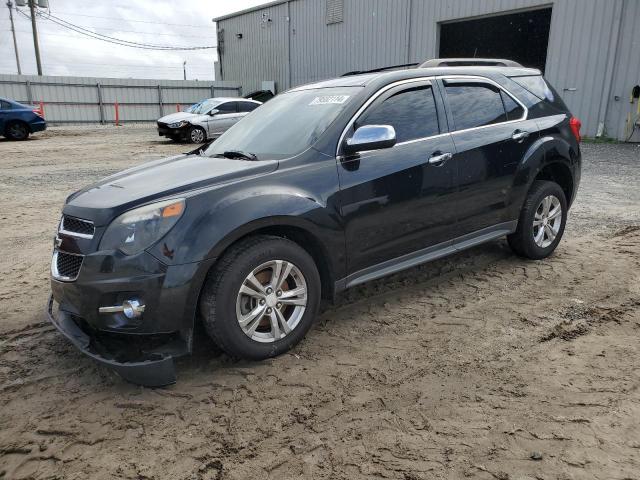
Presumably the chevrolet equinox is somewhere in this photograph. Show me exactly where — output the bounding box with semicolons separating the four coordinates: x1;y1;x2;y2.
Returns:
48;61;581;386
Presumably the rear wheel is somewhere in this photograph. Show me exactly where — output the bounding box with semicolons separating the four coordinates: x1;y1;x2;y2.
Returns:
508;180;567;259
5;121;29;140
187;126;206;144
200;235;321;360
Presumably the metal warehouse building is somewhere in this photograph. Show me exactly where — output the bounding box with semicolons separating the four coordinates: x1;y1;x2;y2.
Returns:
213;0;640;141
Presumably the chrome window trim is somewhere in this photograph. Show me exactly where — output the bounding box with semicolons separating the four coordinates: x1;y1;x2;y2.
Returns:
59;216;94;240
438;75;529;134
336;76;437;159
51;249;84;282
336;74;529;159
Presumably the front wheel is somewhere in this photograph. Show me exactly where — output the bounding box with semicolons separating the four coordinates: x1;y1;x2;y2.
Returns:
200;235;321;360
508;180;568;259
187;126;206;144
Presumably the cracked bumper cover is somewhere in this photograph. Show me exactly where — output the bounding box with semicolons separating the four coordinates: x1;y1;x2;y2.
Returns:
47;295;177;387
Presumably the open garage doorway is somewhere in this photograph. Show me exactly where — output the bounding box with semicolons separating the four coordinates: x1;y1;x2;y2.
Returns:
439;8;552;72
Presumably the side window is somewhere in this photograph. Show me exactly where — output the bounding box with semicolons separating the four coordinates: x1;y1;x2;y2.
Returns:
444;82;507;130
0;100;11;110
215;102;238;113
356;85;439;143
501;91;525;120
238;101;259;113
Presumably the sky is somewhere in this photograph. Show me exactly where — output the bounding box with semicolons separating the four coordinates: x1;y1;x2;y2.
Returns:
0;0;270;80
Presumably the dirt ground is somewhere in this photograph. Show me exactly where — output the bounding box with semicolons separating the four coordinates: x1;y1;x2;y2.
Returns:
0;127;639;480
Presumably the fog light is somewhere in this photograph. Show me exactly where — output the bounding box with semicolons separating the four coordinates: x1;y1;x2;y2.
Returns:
123;300;145;319
99;299;145;318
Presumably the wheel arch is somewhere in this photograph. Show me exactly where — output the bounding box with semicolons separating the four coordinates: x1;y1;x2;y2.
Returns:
206;217;337;301
508;136;577;219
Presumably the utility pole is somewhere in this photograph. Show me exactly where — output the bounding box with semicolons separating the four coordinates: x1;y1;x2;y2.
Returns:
28;0;43;75
183;61;187;80
7;1;22;74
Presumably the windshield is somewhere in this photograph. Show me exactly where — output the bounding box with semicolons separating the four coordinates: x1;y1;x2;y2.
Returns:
187;99;218;115
204;87;359;159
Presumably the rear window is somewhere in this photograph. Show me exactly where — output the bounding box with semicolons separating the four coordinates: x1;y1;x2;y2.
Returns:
238;101;259;113
444;82;507;130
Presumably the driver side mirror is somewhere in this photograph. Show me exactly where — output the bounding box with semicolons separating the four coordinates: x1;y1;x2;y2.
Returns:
208;109;219;116
343;125;396;155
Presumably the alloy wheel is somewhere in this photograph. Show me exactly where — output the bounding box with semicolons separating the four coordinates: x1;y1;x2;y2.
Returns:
191;128;205;143
533;194;562;248
235;260;308;343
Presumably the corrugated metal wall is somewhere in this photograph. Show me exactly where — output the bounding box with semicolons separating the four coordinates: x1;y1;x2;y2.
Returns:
217;2;290;94
289;0;411;86
217;0;640;140
0;74;242;124
604;0;640;141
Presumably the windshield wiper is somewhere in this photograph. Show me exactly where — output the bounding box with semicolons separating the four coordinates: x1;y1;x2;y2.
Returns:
220;150;258;161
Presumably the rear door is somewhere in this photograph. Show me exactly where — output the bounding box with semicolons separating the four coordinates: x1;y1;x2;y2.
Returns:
206;101;239;136
439;77;540;238
337;80;458;276
237;101;260;118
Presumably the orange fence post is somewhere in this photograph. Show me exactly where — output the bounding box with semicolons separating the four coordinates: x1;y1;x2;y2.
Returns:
114;101;120;126
176;103;180;112
39;101;45;118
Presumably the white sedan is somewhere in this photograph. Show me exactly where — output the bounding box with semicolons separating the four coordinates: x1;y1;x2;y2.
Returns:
157;97;262;143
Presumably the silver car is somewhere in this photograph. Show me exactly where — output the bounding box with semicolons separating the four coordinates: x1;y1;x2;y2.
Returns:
156;97;262;143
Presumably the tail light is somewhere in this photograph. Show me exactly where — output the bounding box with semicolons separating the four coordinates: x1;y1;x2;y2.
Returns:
569;116;581;142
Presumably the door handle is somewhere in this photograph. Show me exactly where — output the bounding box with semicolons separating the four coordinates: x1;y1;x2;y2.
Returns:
428;152;453;166
512;130;530;142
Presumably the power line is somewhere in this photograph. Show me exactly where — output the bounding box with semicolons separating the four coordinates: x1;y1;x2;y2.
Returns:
39;10;217;50
16;9;217;50
10;27;214;40
48;10;215;29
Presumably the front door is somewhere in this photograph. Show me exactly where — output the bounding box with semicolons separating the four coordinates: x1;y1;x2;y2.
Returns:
440;78;540;237
337;80;458;276
206;101;241;137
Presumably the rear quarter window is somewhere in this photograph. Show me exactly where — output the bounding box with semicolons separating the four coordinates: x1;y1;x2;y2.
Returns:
0;100;12;110
511;75;568;111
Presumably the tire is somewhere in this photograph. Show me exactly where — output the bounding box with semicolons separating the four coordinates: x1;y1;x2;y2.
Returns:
200;235;321;360
187;126;206;144
507;180;568;259
5;121;30;141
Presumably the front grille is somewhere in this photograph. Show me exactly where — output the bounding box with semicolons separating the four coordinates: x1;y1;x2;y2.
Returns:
61;216;94;238
54;251;83;280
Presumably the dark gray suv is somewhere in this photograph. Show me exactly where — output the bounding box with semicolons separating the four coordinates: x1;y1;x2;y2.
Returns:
48;60;581;386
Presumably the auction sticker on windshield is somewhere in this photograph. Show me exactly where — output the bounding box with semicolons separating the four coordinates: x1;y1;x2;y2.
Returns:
309;95;350;105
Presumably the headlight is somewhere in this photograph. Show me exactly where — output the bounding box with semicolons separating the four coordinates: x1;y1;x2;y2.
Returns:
168;121;188;128
100;199;185;255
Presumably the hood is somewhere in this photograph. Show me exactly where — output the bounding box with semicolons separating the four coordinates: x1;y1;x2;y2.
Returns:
64;154;278;226
157;112;208;124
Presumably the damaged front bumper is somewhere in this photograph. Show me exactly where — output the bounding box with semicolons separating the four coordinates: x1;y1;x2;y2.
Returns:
47;295;179;387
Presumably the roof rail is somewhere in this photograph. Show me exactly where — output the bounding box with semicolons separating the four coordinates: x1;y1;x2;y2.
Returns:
420;58;523;68
341;63;419;77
